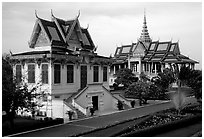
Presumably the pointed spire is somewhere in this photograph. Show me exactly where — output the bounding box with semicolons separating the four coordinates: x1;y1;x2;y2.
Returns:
139;9;152;44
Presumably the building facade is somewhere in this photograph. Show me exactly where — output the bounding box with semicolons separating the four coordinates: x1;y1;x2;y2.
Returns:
109;12;198;86
11;12;119;121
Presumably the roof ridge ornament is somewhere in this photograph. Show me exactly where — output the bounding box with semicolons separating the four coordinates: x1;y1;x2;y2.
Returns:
77;10;80;19
51;9;54;17
86;24;89;29
35;10;39;19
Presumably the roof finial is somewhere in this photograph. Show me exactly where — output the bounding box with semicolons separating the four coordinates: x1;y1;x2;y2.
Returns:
51;9;54;17
77;10;80;18
51;9;55;20
86;24;89;29
35;10;39;18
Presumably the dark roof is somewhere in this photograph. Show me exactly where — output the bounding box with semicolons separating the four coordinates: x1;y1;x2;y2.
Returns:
29;15;95;51
113;41;198;64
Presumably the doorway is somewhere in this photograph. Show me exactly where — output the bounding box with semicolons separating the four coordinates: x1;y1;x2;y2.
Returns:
92;96;98;110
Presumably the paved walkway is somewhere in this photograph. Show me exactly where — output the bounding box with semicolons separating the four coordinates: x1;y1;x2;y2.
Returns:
11;97;197;137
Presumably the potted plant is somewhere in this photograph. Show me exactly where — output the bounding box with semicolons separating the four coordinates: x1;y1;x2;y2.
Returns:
66;110;74;120
90;107;95;116
117;100;123;110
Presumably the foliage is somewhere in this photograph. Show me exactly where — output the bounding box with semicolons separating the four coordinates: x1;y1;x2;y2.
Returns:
117;100;124;110
125;81;152;105
2;56;43;128
90;107;95;116
66;110;74;120
151;68;176;92
185;69;202;100
139;72;150;82
114;68;138;89
174;65;202;101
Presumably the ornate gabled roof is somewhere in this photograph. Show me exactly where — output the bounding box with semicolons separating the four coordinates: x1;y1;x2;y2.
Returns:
141;41;198;63
113;40;198;64
29;11;95;52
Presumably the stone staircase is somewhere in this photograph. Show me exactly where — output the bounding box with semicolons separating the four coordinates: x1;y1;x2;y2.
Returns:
63;93;87;120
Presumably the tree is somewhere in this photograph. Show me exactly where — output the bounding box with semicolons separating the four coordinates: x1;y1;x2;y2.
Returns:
185;69;202;101
2;56;42;128
114;68;138;89
125;81;151;106
173;65;202;102
151;68;176;93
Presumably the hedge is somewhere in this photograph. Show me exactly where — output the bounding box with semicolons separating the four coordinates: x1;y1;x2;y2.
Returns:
119;114;202;137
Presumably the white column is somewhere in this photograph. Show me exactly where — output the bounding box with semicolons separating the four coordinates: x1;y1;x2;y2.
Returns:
128;56;131;69
124;64;126;68
119;64;121;70
155;63;157;74
161;63;165;72
138;57;142;74
113;65;116;74
143;63;145;72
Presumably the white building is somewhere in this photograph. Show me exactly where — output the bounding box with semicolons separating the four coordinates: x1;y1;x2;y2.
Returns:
109;12;198;86
11;12;120;121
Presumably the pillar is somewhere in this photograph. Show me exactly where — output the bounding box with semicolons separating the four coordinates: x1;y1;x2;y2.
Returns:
128;56;131;69
138;57;142;74
113;65;116;74
155;63;157;74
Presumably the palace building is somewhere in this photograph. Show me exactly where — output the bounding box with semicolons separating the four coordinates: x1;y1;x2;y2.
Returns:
10;11;120;121
109;12;198;86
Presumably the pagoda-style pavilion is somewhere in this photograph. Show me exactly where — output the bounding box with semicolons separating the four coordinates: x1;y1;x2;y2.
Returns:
109;12;198;86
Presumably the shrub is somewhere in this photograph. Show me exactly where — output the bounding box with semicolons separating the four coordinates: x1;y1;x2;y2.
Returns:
117;100;123;110
89;107;95;116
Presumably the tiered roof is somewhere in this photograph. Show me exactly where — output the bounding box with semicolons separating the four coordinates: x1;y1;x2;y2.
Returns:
28;11;95;52
114;41;198;64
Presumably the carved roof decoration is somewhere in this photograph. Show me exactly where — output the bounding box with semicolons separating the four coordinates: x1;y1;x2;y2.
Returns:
29;11;95;52
114;41;198;64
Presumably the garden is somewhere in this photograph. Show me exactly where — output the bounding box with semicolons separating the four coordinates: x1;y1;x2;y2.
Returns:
113;103;202;137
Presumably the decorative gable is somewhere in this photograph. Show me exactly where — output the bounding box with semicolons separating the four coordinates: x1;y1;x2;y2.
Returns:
133;42;145;57
35;30;49;47
69;28;80;41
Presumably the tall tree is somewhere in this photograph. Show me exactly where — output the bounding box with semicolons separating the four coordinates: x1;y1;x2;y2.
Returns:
2;56;42;128
125;81;151;105
114;68;138;89
151;68;176;93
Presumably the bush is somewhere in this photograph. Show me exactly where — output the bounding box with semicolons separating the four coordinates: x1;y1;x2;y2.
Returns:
119;114;201;137
117;100;123;110
90;107;95;116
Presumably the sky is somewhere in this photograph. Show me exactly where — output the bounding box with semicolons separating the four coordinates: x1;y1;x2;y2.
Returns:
2;2;202;69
